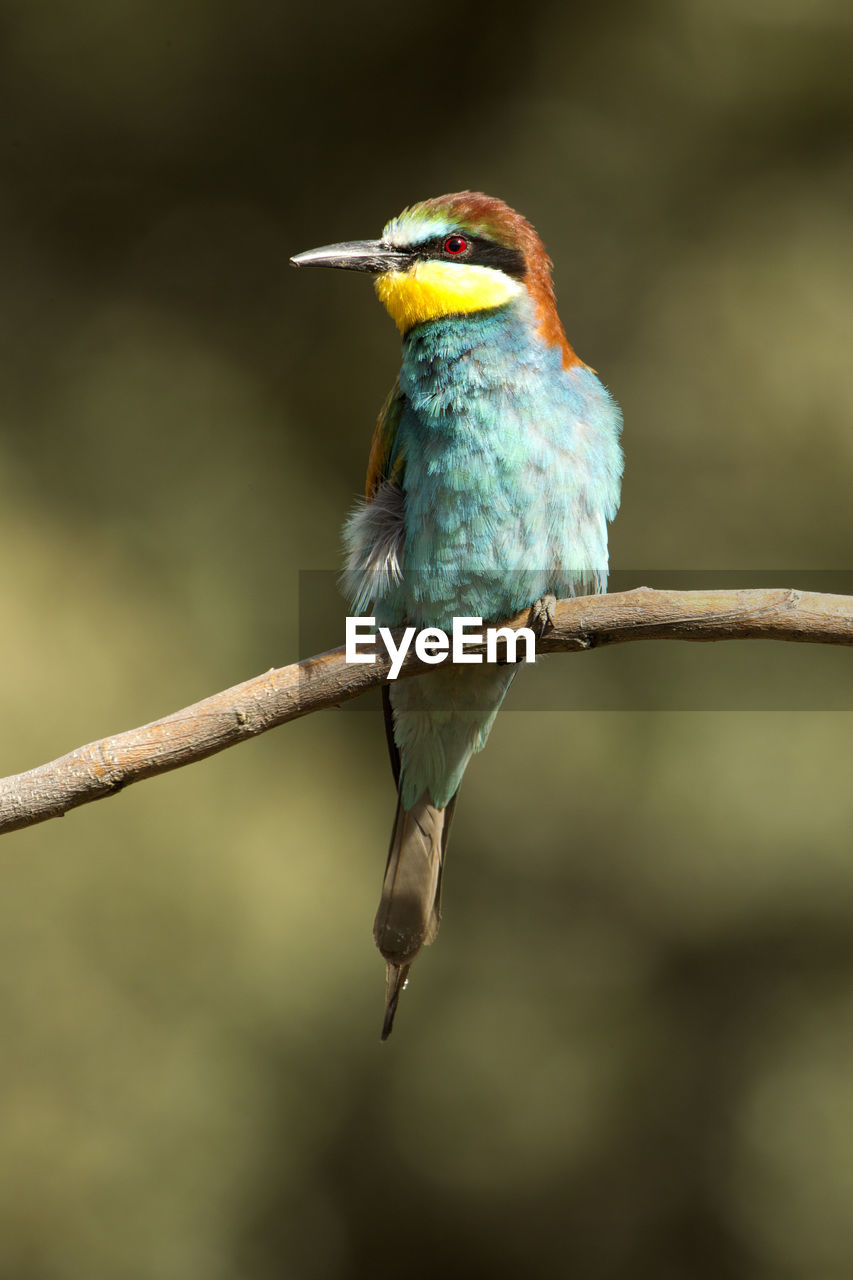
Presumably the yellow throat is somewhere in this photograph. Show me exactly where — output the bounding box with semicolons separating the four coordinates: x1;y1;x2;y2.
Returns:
375;260;523;334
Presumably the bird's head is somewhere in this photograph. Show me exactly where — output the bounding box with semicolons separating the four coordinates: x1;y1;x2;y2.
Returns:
291;191;577;367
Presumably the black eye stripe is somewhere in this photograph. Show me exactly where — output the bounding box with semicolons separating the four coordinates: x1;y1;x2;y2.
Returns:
413;234;526;279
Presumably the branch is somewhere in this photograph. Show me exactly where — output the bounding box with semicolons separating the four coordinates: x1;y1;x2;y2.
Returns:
1;587;851;837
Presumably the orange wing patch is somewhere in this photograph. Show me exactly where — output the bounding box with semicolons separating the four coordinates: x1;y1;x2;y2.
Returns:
365;381;405;498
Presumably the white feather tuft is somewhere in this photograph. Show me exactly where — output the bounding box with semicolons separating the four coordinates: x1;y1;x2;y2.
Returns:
340;481;405;614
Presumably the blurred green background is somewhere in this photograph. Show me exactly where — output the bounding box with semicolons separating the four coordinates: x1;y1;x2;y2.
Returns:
1;1;852;1276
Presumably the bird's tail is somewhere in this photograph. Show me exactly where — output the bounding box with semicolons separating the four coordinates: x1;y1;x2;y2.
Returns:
374;791;456;1040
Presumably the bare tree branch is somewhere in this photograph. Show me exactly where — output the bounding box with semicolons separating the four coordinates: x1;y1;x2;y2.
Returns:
1;586;851;837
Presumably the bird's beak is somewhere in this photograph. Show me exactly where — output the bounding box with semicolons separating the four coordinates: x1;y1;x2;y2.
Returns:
289;239;409;274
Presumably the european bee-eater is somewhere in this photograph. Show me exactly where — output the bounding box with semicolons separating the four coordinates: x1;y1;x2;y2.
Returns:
292;192;623;1038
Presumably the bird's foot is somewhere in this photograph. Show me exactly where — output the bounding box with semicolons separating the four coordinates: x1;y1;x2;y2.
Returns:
528;593;557;638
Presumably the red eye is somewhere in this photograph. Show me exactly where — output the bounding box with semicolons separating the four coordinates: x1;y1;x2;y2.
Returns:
443;235;468;255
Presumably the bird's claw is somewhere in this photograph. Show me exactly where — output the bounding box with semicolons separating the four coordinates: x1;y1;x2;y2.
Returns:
528;593;557;638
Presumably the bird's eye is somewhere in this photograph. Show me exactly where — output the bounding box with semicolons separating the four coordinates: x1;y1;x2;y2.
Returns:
443;235;468;255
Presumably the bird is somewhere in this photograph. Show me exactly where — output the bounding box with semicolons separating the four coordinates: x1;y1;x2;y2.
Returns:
291;192;622;1038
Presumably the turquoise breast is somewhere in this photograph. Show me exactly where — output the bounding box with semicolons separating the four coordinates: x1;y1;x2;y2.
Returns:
379;296;623;631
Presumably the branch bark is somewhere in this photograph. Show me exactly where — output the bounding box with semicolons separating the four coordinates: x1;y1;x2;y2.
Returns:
1;586;851;837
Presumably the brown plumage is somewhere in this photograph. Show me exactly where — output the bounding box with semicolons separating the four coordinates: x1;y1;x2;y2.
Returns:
373;791;457;1039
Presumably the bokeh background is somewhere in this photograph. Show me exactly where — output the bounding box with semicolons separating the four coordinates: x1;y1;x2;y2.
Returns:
1;1;852;1276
